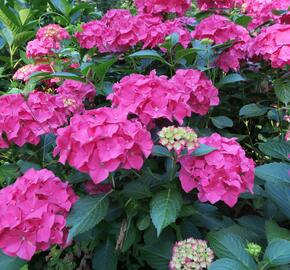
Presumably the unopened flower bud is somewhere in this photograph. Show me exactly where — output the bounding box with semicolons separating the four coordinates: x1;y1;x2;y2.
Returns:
245;243;262;258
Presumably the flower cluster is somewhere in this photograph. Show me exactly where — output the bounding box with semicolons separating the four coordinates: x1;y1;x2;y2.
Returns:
53;107;153;184
27;24;70;59
242;0;290;30
0;169;77;260
0;91;79;148
248;24;290;68
76;9;190;52
179;133;255;207
245;243;262;258
192;15;250;72
109;69;219;126
158;126;199;154
134;0;191;16
169;238;214;270
13;64;53;82
196;0;239;10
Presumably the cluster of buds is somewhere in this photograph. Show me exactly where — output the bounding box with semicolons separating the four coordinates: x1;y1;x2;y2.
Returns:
169;238;214;270
158;126;199;154
245;243;262;258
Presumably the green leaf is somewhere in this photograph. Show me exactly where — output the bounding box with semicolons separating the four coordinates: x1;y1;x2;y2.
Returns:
259;141;290;161
67;194;109;240
0;27;14;47
121;222;137;252
191;144;216;156
208;232;256;269
211;116;233;129
150;189;182;236
122;182;152;199
234;15;252;27
93;57;117;83
50;72;85;82
263;240;290;266
18;9;31;25
209;258;250;270
140;241;173;270
92;240;117;270
152;145;172;158
129;50;166;64
50;0;71;17
137;215;151;231
255;163;290;184
217;73;246;87
265;182;290;219
239;104;268;118
274;80;290;105
16;160;41;173
265;220;290;243
0;251;27;270
0;163;20;184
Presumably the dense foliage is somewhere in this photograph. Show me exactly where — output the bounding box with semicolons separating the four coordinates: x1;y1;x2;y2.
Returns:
0;0;290;269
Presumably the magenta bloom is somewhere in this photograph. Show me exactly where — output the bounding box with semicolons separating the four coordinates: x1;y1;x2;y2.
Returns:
26;24;70;59
53;107;153;184
0;169;77;260
13;64;52;82
192;15;250;72
170;69;219;116
179;133;255;207
83;181;112;195
134;0;192;16
196;0;240;10
248;24;290;69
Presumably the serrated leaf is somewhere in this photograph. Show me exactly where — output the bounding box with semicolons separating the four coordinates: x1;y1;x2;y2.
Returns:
122;182;152;199
191;144;216;156
0;251;26;270
259;141;290;161
208;232;256;269
255;163;290;184
265;220;290;243
263;240;290;266
150;189;182;236
209;258;250;270
239;104;268;118
67;194;109;240
211;116;233;129
92;240;117;270
274;80;290;105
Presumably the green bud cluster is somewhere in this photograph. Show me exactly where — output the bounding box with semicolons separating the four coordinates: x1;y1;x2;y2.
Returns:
245;243;262;258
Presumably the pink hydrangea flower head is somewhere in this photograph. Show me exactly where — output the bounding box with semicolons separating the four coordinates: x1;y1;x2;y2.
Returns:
56;79;96;101
170;69;219;116
53;107;153;184
13;64;52;82
109;71;193;126
243;0;290;30
179;133;255;207
196;0;239;10
192;15;250;72
36;24;70;42
0;168;77;260
169;238;214;270
134;0;192;16
248;23;290;69
26;38;60;58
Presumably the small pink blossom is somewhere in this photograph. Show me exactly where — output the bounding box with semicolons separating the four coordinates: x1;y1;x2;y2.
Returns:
0;168;77;260
53;107;153;184
13;64;52;82
134;0;192;16
179;133;255;207
248;23;290;68
192;15;250;72
196;0;240;10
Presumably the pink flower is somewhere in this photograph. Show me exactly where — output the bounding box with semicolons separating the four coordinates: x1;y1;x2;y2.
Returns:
13;64;52;82
56;79;96;101
196;0;240;10
83;181;112;195
170;69;219;116
0;168;77;260
192;15;250;72
26;24;70;59
248;23;290;69
242;0;290;30
134;0;192;16
179;133;255;207
53;107;153;184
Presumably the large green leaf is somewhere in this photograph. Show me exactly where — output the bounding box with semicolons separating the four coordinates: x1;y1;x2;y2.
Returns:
67;194;109;240
259;141;290;161
265;182;290;219
129;50;167;64
255;163;290;184
150;189;182;236
263;240;290;266
265;220;290;243
0;163;20;184
239;104;268;118
151;145;172;158
92;240;117;270
0;251;26;270
208;232;256;270
191;144;216;156
50;0;72;17
211;116;233;129
274;80;290;105
209;258;250;270
122;182;152;199
217;73;246;87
